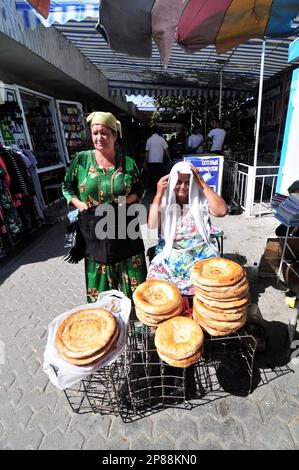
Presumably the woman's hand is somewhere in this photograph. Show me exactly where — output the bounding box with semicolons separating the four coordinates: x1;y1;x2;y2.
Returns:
78;201;89;212
156;175;169;198
190;164;204;187
70;197;88;212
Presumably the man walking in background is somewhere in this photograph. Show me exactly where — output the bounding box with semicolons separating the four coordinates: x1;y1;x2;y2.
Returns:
144;126;171;191
187;127;204;153
207;119;226;154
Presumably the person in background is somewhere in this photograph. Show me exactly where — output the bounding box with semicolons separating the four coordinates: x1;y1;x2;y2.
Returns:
187;127;204;153
144;126;171;191
62;111;147;303
146;161;227;296
206;119;226;154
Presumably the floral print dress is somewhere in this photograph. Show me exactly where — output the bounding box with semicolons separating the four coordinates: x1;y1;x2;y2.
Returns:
62;149;147;303
146;206;217;296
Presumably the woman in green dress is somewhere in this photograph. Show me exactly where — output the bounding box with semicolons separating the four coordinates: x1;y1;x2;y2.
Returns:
62;111;147;303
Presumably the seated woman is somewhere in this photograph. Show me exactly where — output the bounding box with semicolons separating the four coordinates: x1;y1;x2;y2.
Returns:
146;161;227;296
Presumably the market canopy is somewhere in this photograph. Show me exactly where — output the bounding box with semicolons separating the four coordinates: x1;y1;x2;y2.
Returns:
15;1;299;98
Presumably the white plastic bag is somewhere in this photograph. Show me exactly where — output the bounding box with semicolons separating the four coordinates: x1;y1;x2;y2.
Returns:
43;290;131;390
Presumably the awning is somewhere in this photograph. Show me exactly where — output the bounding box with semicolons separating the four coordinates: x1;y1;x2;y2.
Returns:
15;1;99;28
97;0;299;63
15;1;299;98
109;81;253;99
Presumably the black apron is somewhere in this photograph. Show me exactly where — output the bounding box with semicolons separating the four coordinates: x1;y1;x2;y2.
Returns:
78;205;145;264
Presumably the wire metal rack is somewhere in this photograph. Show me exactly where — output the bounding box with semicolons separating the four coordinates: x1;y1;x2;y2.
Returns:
53;354;127;417
56;320;257;422
121;322;257;421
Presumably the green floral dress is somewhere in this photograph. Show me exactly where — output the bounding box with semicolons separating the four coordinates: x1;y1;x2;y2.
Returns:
62;149;147;303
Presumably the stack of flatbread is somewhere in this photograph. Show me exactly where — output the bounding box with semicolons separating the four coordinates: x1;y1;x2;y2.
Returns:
155;316;204;368
133;280;183;327
55;308;119;366
191;257;249;336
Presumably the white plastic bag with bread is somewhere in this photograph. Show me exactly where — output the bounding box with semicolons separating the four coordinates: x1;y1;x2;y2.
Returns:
43;290;131;390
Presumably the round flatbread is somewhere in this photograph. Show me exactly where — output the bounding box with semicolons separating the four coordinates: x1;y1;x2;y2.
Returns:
133;280;182;314
135;307;159;327
191;257;245;287
192;315;232;337
193;296;250;315
196;275;248;294
136;302;183;323
155;316;204;360
157;347;203;368
193;308;246;334
195;279;249;301
194;291;250;309
58;326;120;366
193;296;246;322
55;308;117;359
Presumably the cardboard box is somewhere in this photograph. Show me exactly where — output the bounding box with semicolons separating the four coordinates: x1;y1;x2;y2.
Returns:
259;237;299;277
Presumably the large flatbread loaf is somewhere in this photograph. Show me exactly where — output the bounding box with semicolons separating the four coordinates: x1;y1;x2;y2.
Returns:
193;308;246;334
133;280;182;314
55;308;117;360
155;316;204;360
57;327;120;366
191;257;245;287
157;347;203;368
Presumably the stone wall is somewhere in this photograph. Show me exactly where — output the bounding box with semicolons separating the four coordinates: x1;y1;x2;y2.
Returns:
0;1;128;111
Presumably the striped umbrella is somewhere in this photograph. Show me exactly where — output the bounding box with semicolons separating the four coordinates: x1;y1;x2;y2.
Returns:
14;0;299;102
97;0;299;65
26;0;50;19
177;0;299;56
17;1;299;64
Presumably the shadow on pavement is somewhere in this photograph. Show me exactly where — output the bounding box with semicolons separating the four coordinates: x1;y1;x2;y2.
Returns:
0;220;70;285
222;252;248;266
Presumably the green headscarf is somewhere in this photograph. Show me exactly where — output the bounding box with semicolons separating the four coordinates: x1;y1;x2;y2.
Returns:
86;111;122;138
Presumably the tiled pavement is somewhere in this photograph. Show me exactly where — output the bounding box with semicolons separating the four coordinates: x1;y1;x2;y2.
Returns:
0;208;299;450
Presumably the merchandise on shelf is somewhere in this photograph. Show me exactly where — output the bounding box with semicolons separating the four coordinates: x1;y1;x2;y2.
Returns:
0;145;44;258
21;94;61;168
0;88;28;148
58;103;86;158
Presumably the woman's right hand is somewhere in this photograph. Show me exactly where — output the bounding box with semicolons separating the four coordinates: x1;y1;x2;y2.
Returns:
156;174;169;198
77;201;88;212
70;197;88;212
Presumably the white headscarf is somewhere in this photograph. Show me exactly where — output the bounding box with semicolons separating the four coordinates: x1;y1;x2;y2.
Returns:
152;161;217;264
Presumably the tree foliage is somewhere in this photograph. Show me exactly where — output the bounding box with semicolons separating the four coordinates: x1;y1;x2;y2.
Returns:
151;96;255;151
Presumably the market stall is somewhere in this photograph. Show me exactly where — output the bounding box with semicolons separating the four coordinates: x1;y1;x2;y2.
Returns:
0;83;47;257
0;84;30;149
56;100;87;163
44;261;258;422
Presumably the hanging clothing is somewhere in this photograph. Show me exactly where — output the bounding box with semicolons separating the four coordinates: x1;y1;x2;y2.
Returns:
0;165;23;250
97;0;155;58
18;149;45;220
0;148;35;200
0;147;38;231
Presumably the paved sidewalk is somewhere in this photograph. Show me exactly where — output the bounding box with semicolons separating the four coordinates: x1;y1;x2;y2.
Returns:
0;210;299;450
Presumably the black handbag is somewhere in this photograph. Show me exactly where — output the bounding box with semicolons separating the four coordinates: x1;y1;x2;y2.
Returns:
64;219;86;264
64;206;144;265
